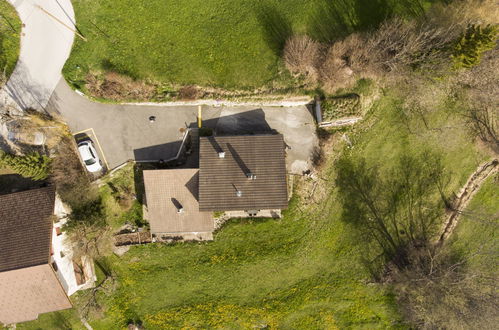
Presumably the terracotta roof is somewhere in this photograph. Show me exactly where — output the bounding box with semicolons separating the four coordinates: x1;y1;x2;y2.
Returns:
0;264;72;325
143;169;213;234
0;186;55;272
199;135;288;211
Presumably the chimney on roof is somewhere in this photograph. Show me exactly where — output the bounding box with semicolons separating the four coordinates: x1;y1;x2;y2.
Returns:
236;190;243;197
218;151;225;158
172;198;184;213
246;172;256;180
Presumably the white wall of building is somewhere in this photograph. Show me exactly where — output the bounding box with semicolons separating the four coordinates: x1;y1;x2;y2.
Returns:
52;194;96;296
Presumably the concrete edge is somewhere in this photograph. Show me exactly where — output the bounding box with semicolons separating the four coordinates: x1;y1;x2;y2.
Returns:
73;89;313;107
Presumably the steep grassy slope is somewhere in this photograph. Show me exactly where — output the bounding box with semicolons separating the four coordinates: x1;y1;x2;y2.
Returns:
64;0;428;93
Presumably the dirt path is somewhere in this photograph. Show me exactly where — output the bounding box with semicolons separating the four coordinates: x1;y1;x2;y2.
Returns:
438;159;498;242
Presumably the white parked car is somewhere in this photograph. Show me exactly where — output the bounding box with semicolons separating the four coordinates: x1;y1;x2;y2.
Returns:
77;140;103;173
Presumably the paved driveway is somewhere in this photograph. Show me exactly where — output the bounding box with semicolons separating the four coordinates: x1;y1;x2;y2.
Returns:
47;80;318;173
4;0;318;174
1;0;75;112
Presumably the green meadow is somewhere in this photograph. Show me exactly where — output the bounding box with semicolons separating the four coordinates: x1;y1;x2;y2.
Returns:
64;0;429;91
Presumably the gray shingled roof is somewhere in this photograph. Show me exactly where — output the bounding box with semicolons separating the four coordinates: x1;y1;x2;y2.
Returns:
199;135;288;211
0;186;55;272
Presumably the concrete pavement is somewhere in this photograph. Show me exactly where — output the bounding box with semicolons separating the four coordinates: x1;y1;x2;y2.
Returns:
48;79;318;173
1;0;75;112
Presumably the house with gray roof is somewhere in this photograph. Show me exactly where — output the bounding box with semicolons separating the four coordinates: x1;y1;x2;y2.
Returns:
142;134;288;241
198;135;288;214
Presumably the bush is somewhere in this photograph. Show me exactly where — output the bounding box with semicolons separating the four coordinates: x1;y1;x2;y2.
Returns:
64;195;113;260
392;246;498;329
321;94;360;121
452;24;498;69
0;151;51;180
283;35;323;83
50;136;91;206
85;71;156;101
178;85;199;100
69;196;105;227
319;33;372;92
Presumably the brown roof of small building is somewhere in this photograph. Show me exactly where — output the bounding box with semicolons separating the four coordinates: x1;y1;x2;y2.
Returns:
143;169;213;234
199;135;288;211
0;186;55;272
0;264;72;325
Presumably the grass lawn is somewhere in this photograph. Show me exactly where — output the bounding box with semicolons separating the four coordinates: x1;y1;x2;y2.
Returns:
0;0;21;79
98;163;146;231
15;310;84;330
64;0;430;94
87;197;405;329
349;94;487;193
448;175;498;276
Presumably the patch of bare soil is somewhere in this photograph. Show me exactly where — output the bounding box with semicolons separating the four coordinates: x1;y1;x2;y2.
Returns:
295;130;343;206
439;159;498;242
86;72;156;101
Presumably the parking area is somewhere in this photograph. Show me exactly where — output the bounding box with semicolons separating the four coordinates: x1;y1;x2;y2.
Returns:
73;128;109;178
49;80;318;174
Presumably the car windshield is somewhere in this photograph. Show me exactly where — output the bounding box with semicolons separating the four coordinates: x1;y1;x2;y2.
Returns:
85;158;96;166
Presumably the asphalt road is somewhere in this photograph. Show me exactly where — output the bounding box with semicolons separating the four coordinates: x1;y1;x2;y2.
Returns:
47;79;318;173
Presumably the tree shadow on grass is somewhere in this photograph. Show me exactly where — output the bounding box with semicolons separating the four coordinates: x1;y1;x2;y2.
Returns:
308;0;356;42
50;311;73;330
255;3;293;56
101;59;138;79
308;0;425;43
354;0;395;31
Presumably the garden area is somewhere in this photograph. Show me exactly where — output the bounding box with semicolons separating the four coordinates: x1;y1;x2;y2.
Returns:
0;0;21;82
63;0;429;101
18;65;496;328
18;168;407;329
9;0;498;328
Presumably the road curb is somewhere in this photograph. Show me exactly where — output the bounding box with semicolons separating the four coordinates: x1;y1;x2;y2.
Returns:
73;89;313;107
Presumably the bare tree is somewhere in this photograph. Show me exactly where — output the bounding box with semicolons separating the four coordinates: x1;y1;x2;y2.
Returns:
392;243;499;329
73;256;116;319
367;17;456;73
50;136;93;205
455;48;499;153
465;107;498;151
65;221;113;261
319;33;375;93
283;35;323;84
